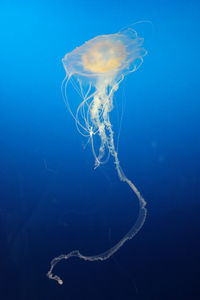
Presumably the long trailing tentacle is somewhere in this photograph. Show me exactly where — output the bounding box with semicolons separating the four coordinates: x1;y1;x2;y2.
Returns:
47;74;146;286
46;149;146;285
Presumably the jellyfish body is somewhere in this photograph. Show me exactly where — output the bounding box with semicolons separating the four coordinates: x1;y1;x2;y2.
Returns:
47;27;147;285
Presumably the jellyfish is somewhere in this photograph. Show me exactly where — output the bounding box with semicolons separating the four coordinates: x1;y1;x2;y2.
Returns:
47;26;147;285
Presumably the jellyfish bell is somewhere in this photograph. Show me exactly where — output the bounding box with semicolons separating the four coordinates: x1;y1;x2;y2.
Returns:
62;28;147;82
47;25;148;285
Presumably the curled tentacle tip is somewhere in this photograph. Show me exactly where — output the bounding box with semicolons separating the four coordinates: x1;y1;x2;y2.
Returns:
58;279;63;285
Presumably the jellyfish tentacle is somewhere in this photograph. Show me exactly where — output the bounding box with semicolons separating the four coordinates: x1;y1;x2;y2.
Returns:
47;80;147;285
46;151;147;285
62;74;90;137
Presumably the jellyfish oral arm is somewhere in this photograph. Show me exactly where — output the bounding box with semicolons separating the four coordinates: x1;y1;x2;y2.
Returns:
47;76;147;285
46;151;147;285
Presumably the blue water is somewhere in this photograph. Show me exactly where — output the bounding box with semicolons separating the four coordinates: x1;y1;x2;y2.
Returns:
0;1;200;299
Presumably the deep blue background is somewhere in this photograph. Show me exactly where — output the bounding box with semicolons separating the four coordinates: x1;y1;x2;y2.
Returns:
0;0;200;299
